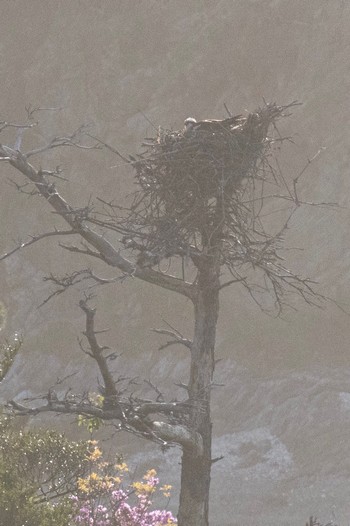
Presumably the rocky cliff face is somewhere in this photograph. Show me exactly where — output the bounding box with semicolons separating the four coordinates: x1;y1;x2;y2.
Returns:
1;1;350;524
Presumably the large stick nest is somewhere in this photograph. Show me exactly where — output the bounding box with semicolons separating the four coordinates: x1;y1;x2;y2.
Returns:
122;103;296;265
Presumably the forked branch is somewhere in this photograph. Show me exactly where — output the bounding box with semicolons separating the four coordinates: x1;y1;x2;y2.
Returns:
0;144;195;300
7;298;202;454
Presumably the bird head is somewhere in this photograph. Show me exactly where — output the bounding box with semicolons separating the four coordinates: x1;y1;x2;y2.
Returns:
183;117;197;133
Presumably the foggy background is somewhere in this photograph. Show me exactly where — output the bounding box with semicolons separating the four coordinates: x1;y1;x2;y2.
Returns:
1;1;350;524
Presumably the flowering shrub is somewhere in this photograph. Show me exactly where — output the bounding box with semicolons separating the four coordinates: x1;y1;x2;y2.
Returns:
71;441;177;526
0;416;89;526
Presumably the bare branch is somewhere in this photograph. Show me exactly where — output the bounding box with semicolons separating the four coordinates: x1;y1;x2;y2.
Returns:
151;328;192;350
86;271;125;285
0;120;37;132
39;270;93;307
219;277;246;291
136;400;191;417
79;297;118;399
59;242;106;261
38;167;68;182
223;102;233;118
7;398;117;419
144;378;164;402
7;293;202;451
25;129;100;158
7;389;201;452
292;147;326;205
0;229;76;261
86;133;130;164
39;269;130;307
25;104;64;119
0;145;195;299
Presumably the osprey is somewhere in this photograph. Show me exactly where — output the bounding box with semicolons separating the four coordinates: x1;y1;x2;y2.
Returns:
183;115;244;134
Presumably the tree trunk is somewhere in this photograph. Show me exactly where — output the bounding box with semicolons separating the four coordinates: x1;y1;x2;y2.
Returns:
178;259;220;526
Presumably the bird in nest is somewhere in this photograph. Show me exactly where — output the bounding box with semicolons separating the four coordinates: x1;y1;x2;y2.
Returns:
183;115;244;135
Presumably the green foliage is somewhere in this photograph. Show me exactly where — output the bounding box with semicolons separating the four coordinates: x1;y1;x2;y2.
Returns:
0;416;90;526
0;480;72;526
0;301;7;331
0;334;21;382
77;414;103;433
77;393;104;433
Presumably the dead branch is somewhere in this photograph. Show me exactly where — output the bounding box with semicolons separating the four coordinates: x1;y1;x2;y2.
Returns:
25;125;100;158
86;133;130;164
0;229;76;261
151;328;192;350
25;104;64;119
0;119;37;133
39;270;94;307
219;277;247;291
79;297;118;399
38;269;130;307
0;143;195;300
7;389;201;453
59;242;106;260
7;302;195;449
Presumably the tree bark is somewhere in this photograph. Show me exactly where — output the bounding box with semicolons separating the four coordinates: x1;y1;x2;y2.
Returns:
178;258;220;526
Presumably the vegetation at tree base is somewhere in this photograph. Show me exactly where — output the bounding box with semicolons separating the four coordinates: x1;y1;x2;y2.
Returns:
0;415;88;525
71;441;176;525
0;415;176;525
0;336;22;382
0;411;333;525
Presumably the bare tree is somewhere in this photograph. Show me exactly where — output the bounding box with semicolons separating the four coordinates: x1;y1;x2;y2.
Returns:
0;103;333;526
